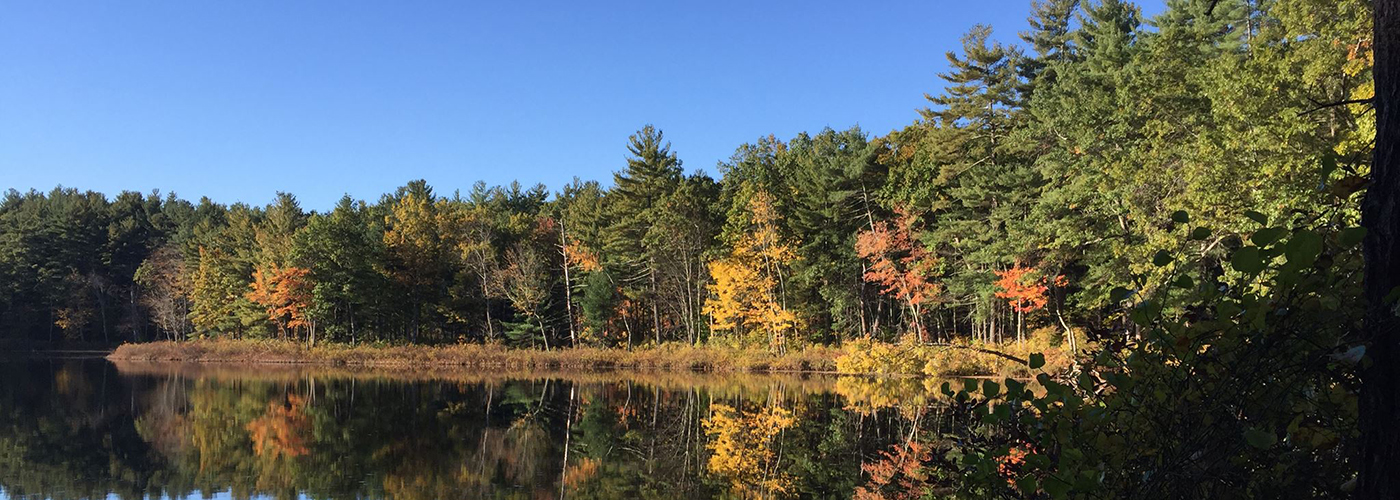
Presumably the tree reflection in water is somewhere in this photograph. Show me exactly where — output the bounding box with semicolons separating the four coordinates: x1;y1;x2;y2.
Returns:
0;360;945;500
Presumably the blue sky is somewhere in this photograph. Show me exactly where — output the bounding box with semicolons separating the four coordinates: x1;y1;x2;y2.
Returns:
1;1;1162;210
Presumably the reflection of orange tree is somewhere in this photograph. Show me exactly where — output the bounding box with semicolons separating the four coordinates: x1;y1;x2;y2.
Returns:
246;394;310;459
853;441;937;500
703;403;797;498
563;457;601;489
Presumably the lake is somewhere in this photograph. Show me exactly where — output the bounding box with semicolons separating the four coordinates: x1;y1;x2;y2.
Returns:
0;358;943;499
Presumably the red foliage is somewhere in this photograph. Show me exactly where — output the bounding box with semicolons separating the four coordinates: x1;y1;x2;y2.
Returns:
856;210;940;339
994;264;1054;314
997;443;1031;487
854;441;936;500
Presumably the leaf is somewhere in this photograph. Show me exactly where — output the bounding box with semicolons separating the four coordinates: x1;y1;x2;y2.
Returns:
982;380;1001;398
1190;227;1212;240
1171;210;1190;224
1231;247;1266;274
1028;352;1046;370
1016;475;1038;496
1320;154;1338;180
1285;230;1323;267
1153;250;1173;267
1244;428;1277;449
1173;275;1194;289
1244;210;1268;225
1006;379;1026;398
1250;227;1286;246
1110;287;1135;301
1043;476;1072;498
1340;227;1367;248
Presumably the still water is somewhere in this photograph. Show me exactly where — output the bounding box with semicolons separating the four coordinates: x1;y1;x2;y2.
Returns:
0;359;942;500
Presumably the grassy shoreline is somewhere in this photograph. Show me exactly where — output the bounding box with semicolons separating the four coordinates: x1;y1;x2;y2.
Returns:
107;339;845;373
106;337;1068;377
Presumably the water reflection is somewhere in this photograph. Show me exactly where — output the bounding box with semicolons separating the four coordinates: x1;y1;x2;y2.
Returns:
0;360;938;500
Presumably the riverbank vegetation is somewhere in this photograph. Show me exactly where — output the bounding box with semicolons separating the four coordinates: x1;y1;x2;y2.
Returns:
108;339;846;373
108;336;1071;377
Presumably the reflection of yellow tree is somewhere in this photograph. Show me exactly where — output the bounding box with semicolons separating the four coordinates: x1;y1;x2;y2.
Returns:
246;394;310;459
703;403;797;498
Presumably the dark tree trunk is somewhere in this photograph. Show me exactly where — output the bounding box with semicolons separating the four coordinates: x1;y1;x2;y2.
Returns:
1361;1;1400;497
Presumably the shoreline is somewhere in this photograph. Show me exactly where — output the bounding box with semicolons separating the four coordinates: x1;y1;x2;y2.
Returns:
106;339;846;374
104;338;1061;378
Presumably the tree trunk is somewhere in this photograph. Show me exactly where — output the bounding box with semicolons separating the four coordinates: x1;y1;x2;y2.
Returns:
560;222;577;347
483;293;495;339
1361;1;1400;497
650;263;661;345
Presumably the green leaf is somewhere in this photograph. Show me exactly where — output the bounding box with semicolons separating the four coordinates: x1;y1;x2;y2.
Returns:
1190;227;1212;240
1153;250;1173;267
982;380;1001;398
1251;227;1286;246
1173;275;1194;289
1006;378;1026;398
1029;352;1046;370
1043;476;1072;498
1016;475;1038;496
1320;154;1338;180
1285;230;1323;267
1130;301;1161;326
993;402;1011;421
1244;210;1268;225
1231;247;1266;274
1244;428;1277;449
1340;227;1367;248
1171;210;1190;224
1110;287;1134;301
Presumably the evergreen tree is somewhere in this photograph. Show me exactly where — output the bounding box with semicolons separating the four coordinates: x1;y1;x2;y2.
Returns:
605;125;684;344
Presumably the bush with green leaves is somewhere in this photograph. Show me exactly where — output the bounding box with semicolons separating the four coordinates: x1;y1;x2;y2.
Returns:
892;210;1365;499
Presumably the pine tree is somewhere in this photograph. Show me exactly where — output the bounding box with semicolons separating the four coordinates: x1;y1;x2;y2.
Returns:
605;125;683;345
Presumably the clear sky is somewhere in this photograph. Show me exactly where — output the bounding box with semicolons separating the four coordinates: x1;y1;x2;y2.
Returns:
1;1;1163;210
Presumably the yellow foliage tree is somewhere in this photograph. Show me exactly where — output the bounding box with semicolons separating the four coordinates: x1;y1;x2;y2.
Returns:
704;403;797;498
382;187;446;341
703;190;798;352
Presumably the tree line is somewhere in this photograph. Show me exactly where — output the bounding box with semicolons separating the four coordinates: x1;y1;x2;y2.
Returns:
0;0;1371;352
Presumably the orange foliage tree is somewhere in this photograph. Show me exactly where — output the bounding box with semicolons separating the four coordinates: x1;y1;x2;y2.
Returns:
855;210;939;341
993;263;1063;344
246;265;316;344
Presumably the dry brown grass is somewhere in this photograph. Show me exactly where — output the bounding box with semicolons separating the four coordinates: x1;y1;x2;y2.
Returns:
107;339;843;373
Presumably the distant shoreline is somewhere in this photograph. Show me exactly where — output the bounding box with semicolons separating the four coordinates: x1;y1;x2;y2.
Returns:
105;338;1058;378
106;339;845;374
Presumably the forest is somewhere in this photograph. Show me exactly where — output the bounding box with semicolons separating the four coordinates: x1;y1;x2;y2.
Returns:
5;0;1399;497
0;0;1370;355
